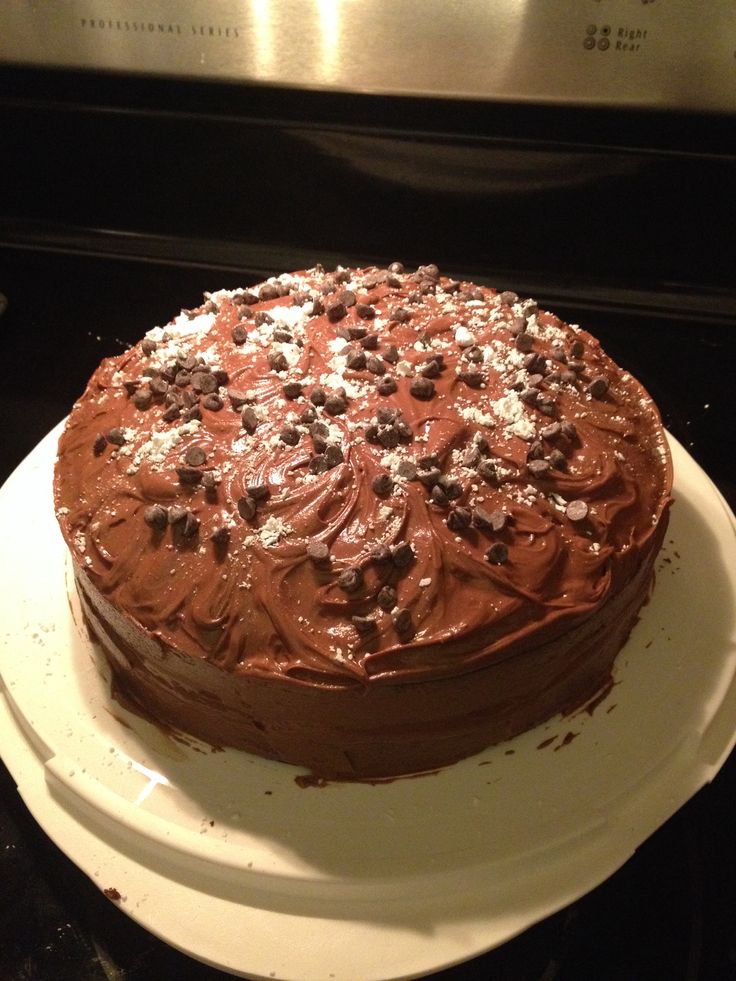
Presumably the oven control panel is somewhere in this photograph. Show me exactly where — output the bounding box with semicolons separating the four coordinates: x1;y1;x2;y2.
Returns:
1;0;734;113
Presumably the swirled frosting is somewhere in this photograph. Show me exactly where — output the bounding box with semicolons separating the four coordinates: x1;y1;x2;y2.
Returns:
54;263;672;777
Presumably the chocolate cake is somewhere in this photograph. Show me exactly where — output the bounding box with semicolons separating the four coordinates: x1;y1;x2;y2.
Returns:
53;263;673;779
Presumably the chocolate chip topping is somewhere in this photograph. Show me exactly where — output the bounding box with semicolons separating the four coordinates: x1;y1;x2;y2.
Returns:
306;541;331;565
324;393;348;416
588;376;609;399
237;496;257;520
241;407;259;433
447;507;472;531
247;483;271;501
377;585;397;611
566;499;589;522
184;446;206;466
372;473;394;496
390;542;415;569
486;542;509;565
337;566;363;592
93;433;107;456
409;376;435;401
143;504;168;531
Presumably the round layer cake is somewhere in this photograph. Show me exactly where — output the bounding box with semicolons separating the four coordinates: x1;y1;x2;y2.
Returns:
54;263;673;779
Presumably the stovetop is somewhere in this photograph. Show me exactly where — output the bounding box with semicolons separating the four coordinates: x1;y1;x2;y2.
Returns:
0;243;734;980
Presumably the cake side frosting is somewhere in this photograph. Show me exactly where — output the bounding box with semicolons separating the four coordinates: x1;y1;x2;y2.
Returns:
53;263;672;777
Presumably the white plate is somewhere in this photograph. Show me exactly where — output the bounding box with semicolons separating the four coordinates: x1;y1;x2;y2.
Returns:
0;424;735;981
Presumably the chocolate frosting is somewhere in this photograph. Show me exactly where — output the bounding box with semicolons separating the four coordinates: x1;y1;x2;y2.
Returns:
54;264;672;776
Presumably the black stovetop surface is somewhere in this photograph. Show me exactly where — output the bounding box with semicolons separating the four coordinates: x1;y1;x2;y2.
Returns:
0;243;734;981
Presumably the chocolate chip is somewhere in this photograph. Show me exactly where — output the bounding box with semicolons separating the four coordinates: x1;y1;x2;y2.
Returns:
356;303;376;320
267;351;288;373
397;421;415;444
390;542;415;568
462;445;481;468
247;483;271;501
306;540;331;565
417;466;441;488
588;376;609;399
143;504;168;531
520;387;540;405
132;387;153;410
489;510;509;532
167;506;188;525
376;376;398;396
389;307;411;323
324;393;347;416
189;371;214;396
570;339;585;358
228;389;251;410
541;422;562;441
241;407;259;433
324;445;345;469
392;608;413;635
368;544;392;565
237;496;257;520
561;421;578;439
440;477;464;500
471;507;496;531
477;460;498;483
524;353;547;375
372;473;394;496
326;301;347;322
385;462;411;485
161;402;181;422
310;296;325;316
360;333;380;350
213;369;230;387
337;567;363;592
232;325;249;345
283;381;303;400
259;283;280;301
141;338;157;355
464;346;484;364
388;261;405;274
376;407;399;425
551;344;567;363
184;405;202;423
566;500;589;522
420;359;441;379
430;485;449;507
210;526;230;546
527;459;551;477
515;332;534;353
309;455;330;474
272;329;293;343
447;507;472;531
280;426;301;446
486;542;509;565
203;394;223;411
499;290;518;305
346;349;367;371
185;446;206;466
377;585;397;611
106;428;126;446
382;345;400;365
527;440;545;461
202;471;217;492
180;511;200;539
365;355;386;376
549;448;567;471
410;376;435;400
93;433;107;455
459;370;485;388
350;615;376;636
176;466;202;485
378;426;400;449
